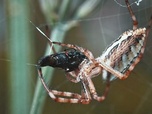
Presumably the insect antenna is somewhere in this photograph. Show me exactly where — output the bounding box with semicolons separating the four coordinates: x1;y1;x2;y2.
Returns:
29;21;56;53
0;58;38;68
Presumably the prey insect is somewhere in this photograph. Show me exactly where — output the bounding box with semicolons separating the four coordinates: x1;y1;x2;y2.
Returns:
38;48;87;72
37;0;152;104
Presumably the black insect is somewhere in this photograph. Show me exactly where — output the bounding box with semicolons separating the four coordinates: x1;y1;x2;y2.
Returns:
38;48;87;72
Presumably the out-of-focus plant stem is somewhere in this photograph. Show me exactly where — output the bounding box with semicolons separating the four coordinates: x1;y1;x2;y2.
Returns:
6;0;33;114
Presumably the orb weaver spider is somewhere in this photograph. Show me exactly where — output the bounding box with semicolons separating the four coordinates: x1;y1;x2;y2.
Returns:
37;0;152;104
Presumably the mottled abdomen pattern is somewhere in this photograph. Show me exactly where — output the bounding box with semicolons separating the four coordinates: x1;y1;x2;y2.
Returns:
97;28;146;81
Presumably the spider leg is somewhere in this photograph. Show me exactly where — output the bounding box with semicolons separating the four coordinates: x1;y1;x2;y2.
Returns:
146;15;152;38
37;66;92;104
51;90;81;99
125;0;138;30
80;80;92;104
65;72;80;83
66;71;92;103
98;62;127;79
85;76;110;102
124;16;152;79
103;75;111;97
52;41;95;62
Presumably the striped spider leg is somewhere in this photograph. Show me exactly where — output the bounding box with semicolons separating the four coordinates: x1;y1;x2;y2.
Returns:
37;0;152;104
100;0;152;81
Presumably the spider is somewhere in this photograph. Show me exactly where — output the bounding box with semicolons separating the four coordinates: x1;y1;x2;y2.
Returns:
37;0;152;104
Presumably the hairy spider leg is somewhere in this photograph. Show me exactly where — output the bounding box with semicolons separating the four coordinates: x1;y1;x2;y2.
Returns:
85;75;111;102
125;0;138;30
37;66;92;104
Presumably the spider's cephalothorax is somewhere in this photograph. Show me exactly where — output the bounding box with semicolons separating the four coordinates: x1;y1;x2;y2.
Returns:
37;0;152;104
38;48;87;72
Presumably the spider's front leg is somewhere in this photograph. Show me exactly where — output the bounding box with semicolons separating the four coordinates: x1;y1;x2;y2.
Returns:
37;67;79;103
37;67;91;104
52;41;95;62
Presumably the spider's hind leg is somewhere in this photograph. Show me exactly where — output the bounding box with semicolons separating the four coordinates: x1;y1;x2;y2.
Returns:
125;0;138;30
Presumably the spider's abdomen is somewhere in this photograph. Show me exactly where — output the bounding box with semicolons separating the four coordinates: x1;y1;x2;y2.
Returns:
38;49;87;72
98;28;146;80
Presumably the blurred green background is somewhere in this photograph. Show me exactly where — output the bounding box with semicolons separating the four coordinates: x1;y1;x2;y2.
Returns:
0;0;152;114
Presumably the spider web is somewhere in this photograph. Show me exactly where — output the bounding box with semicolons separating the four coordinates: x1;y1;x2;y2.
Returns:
0;0;152;114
